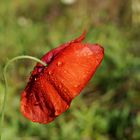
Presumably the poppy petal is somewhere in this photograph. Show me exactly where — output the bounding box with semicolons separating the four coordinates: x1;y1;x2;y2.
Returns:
32;31;86;75
21;32;104;124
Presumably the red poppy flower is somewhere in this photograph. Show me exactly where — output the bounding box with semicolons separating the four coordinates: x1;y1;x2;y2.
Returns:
21;32;104;124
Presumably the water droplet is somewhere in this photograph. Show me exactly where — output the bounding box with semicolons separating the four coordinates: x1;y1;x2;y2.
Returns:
74;84;79;88
57;61;63;66
64;89;67;92
55;110;60;116
34;78;37;81
34;102;40;106
95;56;100;64
58;84;62;88
95;51;98;54
48;71;52;75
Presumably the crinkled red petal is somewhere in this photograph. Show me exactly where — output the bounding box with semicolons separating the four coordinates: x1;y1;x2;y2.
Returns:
21;32;104;124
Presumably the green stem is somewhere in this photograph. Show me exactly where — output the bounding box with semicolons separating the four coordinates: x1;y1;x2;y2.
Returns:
0;55;47;140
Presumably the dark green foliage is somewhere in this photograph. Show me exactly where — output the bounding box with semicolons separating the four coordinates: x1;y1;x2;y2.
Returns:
0;0;139;140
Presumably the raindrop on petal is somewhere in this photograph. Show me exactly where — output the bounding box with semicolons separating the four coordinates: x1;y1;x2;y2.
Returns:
57;61;63;66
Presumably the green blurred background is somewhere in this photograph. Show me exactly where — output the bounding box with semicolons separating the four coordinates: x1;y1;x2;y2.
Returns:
0;0;140;140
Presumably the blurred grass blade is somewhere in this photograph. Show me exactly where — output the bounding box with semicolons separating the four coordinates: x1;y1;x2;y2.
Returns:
0;55;47;140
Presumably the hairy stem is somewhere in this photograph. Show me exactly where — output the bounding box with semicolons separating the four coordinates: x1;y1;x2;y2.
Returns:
0;55;47;140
